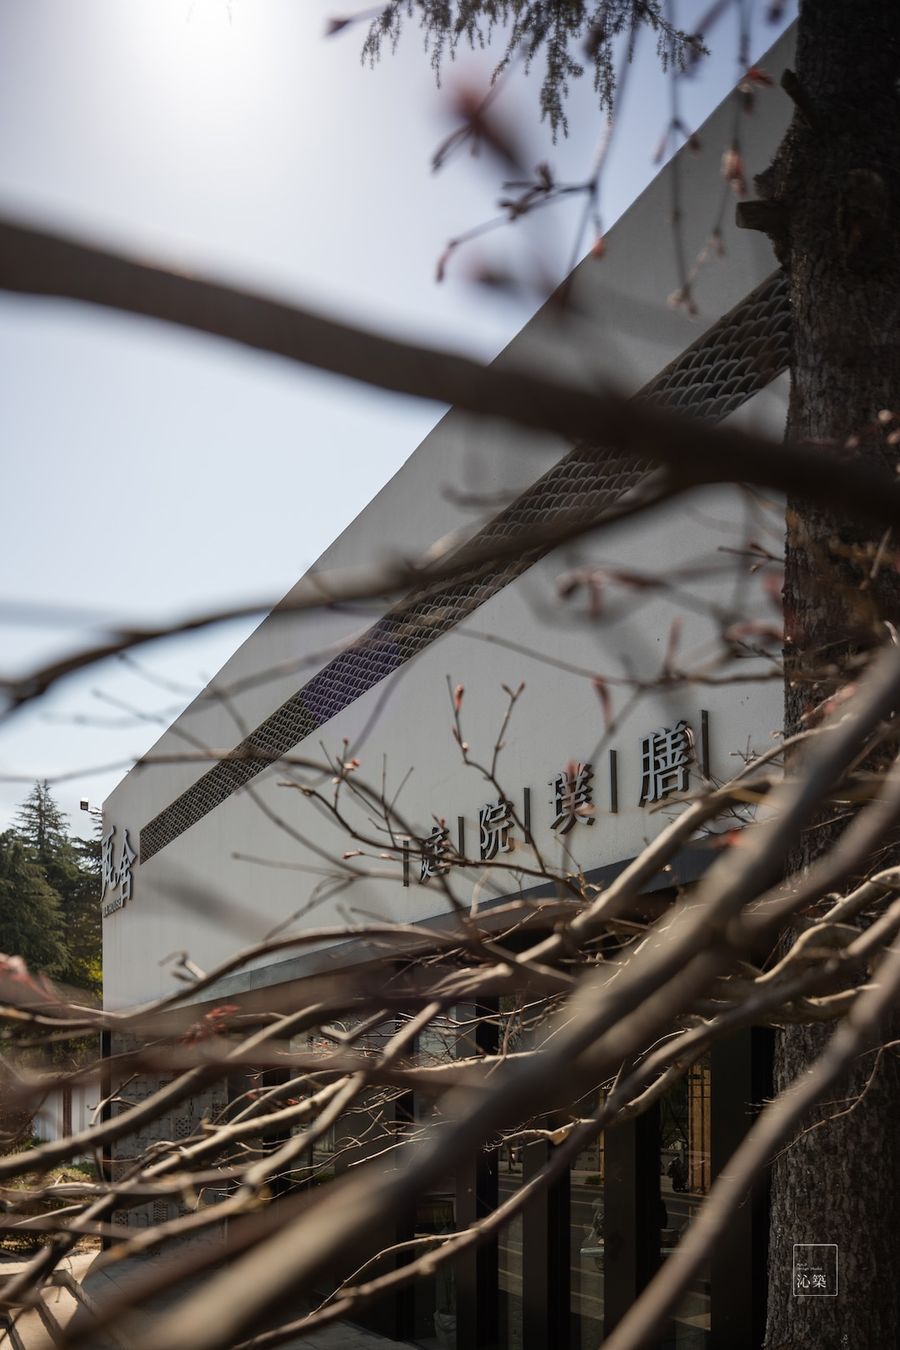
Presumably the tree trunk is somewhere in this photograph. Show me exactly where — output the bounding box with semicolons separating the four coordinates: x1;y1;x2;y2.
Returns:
760;4;900;1347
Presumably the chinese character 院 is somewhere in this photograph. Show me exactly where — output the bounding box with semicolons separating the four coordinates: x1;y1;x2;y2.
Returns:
550;762;595;835
638;721;694;806
479;799;514;861
420;822;452;883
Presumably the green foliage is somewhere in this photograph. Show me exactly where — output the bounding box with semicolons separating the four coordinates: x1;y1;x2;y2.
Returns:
0;832;68;977
361;0;701;137
0;1155;99;1254
14;780;69;859
65;833;102;993
2;784;102;994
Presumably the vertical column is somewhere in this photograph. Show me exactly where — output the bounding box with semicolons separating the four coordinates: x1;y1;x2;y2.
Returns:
334;1018;416;1341
260;1067;292;1200
603;1104;662;1339
99;1027;112;1180
456;1135;499;1348
524;1136;570;1350
100;1027;113;1251
709;1027;774;1350
357;1084;418;1341
456;1001;499;1349
688;1061;712;1194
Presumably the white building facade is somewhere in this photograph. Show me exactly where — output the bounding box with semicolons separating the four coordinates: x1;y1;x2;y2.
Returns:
103;27;795;1350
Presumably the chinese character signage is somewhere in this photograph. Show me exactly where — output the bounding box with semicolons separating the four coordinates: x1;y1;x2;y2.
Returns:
101;826;136;918
550;762;595;834
420;823;452;882
792;1244;838;1297
404;712;708;886
639;721;694;806
479;799;514;861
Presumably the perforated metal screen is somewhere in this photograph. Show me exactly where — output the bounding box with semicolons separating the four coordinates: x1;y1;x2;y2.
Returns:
140;271;790;862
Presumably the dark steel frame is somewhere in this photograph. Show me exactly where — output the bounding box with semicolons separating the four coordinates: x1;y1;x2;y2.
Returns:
350;1020;772;1349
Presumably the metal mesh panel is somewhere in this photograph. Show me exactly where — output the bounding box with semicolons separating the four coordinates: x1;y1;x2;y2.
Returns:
141;272;790;861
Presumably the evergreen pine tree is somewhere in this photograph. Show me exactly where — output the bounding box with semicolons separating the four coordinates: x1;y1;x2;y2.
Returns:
0;832;68;977
14;780;68;860
64;829;102;994
12;783;102;994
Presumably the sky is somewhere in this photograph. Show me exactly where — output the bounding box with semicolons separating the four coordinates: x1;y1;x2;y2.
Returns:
0;0;795;838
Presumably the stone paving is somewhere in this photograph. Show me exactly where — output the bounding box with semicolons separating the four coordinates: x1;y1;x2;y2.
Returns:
0;1253;418;1350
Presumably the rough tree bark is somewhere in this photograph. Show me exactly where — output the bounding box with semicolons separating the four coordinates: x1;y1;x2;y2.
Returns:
755;4;900;1347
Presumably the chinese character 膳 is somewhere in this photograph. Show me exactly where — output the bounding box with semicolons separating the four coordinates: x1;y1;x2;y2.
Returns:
638;721;695;806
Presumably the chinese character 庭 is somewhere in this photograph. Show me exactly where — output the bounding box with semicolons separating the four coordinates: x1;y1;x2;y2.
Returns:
420;823;452;883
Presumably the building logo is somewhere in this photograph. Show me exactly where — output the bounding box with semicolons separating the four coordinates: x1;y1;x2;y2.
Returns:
792;1243;838;1297
101;826;136;919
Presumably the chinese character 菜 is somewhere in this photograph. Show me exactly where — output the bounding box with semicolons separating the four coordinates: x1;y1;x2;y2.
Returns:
101;826;136;908
420;823;452;883
638;721;694;806
550;762;595;834
479;799;514;861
